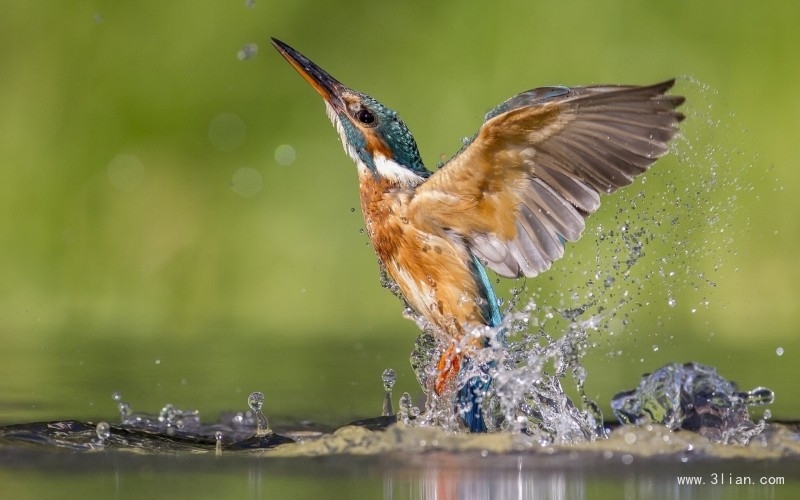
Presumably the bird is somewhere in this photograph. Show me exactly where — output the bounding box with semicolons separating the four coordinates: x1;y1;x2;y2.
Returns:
270;37;684;432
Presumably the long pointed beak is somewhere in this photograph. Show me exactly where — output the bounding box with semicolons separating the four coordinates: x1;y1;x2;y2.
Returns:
271;38;346;110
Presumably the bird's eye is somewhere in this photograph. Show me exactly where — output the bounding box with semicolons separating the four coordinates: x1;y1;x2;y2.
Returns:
355;108;375;125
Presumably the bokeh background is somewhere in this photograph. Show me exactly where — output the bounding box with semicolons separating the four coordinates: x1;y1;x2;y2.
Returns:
1;1;798;427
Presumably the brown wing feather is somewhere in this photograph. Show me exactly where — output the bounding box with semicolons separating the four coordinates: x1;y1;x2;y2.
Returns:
409;79;684;278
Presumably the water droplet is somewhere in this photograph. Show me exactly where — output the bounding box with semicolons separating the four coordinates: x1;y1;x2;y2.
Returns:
248;392;264;412
667;297;676;307
107;153;145;192
111;391;122;402
155;359;161;365
776;346;784;356
652;344;659;352
274;144;296;166
118;402;130;417
382;368;396;390
745;387;775;406
763;409;772;420
230;167;263;198
95;421;110;441
237;43;258;61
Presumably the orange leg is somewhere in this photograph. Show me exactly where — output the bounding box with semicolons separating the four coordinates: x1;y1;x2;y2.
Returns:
434;346;461;395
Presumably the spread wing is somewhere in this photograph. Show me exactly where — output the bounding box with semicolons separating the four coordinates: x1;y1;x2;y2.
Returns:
409;79;684;278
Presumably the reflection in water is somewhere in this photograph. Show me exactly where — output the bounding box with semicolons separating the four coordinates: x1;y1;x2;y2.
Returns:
390;459;581;500
221;460;792;500
379;453;792;500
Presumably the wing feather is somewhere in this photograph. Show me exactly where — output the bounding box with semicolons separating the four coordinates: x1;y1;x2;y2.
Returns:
534;163;601;213
410;79;684;278
525;179;584;241
508;224;548;276
469;233;519;277
519;206;561;261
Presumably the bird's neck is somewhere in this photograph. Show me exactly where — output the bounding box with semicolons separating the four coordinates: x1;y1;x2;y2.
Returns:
357;166;419;235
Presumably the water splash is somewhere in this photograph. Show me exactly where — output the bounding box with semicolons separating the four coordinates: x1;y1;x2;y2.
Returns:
237;43;258;61
404;305;607;443
108;391;287;446
611;362;774;444
111;392;202;436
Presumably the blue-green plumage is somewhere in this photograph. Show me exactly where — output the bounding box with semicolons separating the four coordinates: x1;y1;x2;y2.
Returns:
353;94;430;177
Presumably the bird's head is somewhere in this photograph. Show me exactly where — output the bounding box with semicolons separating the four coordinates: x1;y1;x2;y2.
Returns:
271;38;429;185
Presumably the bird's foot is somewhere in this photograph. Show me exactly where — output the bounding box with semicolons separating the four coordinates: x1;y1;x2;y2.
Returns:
434;346;460;395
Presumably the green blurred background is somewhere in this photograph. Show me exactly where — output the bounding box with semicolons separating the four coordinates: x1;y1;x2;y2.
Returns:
1;0;798;426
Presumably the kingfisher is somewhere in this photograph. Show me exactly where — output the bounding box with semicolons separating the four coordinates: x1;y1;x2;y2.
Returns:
271;38;684;432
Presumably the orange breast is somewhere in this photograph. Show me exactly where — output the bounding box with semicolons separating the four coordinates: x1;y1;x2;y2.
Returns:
359;176;489;343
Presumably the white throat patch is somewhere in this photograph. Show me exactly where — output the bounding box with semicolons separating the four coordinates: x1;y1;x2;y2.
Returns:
374;154;425;188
